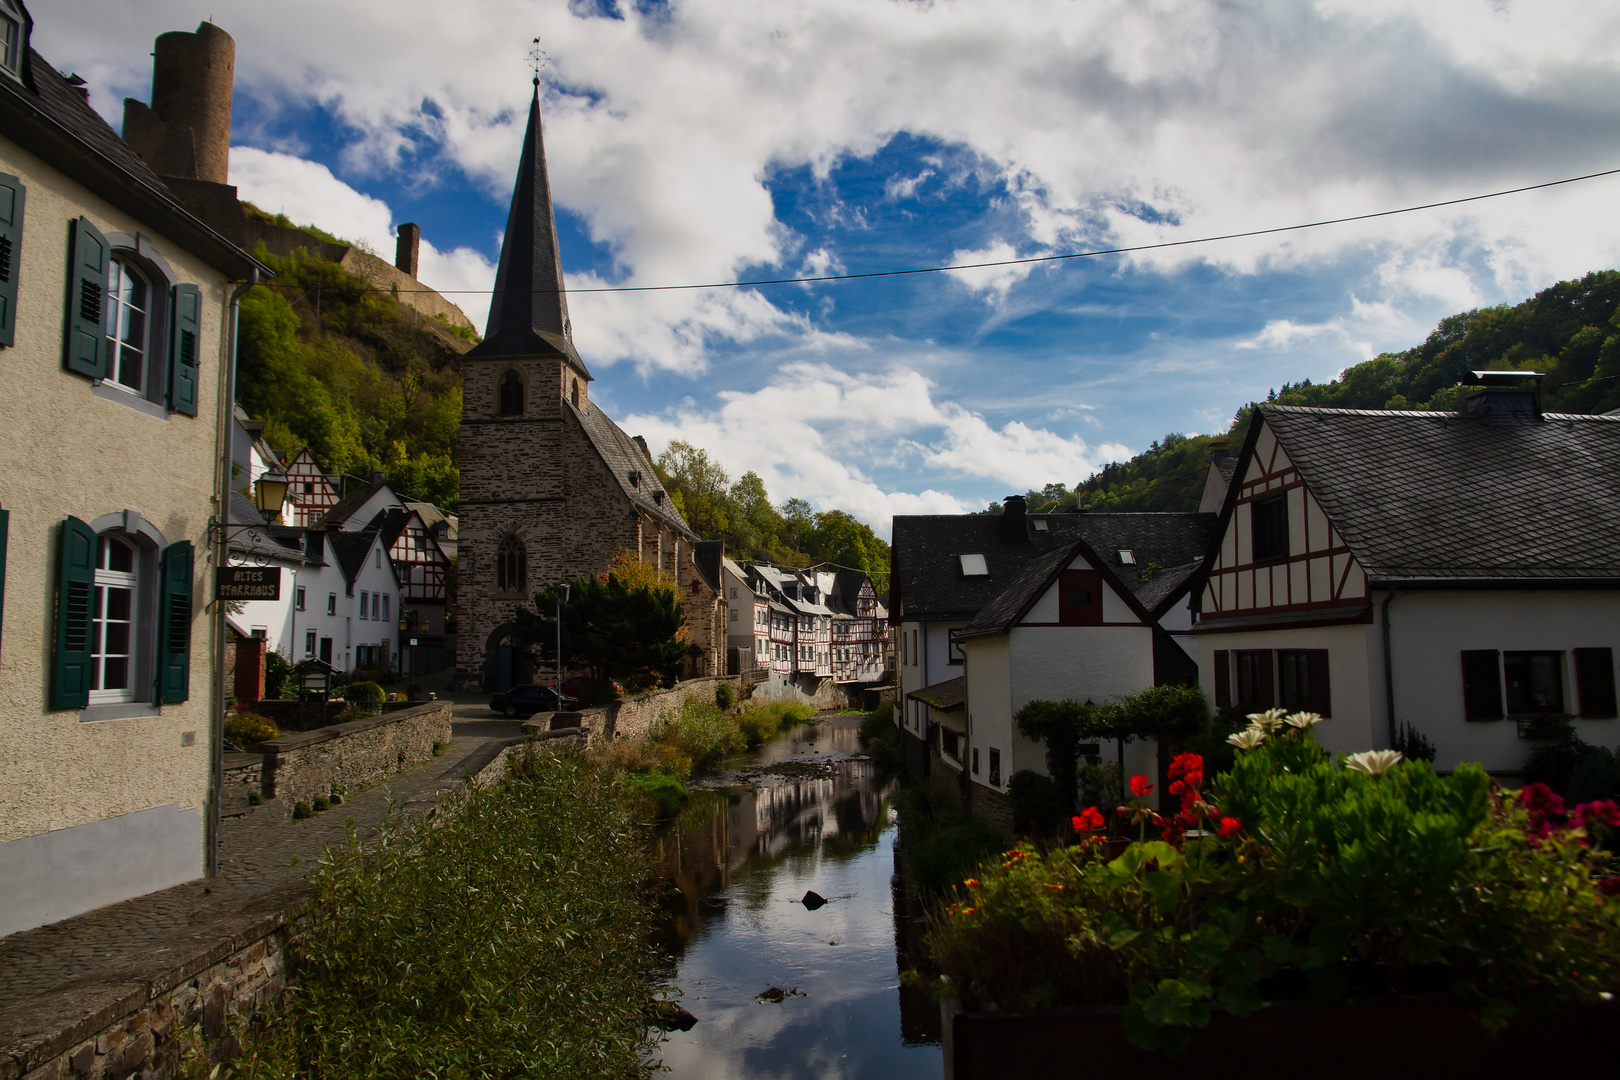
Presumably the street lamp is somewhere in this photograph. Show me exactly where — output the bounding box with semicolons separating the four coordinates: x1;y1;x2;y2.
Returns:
556;583;570;704
253;470;290;521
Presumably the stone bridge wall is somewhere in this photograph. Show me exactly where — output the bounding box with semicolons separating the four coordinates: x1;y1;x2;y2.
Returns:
251;703;452;813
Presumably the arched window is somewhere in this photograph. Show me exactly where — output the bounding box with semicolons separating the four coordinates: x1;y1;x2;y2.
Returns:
498;370;524;416
91;534;139;703
106;257;149;393
570;379;581;409
496;534;527;595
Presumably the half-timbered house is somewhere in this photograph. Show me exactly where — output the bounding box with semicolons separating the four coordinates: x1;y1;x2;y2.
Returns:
282;448;341;527
1193;376;1620;773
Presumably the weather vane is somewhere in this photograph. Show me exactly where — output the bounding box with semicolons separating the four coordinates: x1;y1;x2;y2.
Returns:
528;37;548;86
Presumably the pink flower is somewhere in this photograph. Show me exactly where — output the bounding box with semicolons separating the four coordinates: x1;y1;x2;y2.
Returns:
1519;783;1566;816
1574;800;1620;830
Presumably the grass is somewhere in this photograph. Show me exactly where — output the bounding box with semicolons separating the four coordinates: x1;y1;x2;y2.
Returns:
228;746;667;1078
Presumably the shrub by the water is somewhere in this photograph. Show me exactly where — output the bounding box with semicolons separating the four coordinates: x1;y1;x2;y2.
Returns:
232;746;665;1078
893;788;1001;896
858;709;904;778
224;712;278;748
716;680;737;709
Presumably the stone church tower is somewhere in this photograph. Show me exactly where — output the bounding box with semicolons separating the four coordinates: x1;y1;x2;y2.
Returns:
455;84;725;691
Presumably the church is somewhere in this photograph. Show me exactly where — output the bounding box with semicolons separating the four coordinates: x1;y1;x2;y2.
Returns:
454;81;725;691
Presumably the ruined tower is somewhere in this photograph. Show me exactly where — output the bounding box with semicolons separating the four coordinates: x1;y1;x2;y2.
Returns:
454;85;725;691
121;22;234;185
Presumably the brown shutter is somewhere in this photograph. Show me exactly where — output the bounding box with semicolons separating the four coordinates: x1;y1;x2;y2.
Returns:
1307;651;1331;717
1256;650;1274;709
1213;649;1231;708
1461;650;1503;721
1576;648;1618;720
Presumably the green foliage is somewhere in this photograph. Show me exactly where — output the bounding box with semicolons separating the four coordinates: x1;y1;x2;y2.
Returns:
347;681;384;704
1015;698;1108;829
224;712;278;747
1007;770;1064;835
858;709;904;778
654;698;745;771
1108;684;1206;743
1068;270;1620;513
623;771;689;819
1525;720;1620;802
1393;720;1438;763
235;248;465;510
233;747;664;1078
312;796;330;812
292;801;312;820
517;568;689;690
893;787;1003;896
716;680;738;709
264;650;292;700
928;729;1620;1053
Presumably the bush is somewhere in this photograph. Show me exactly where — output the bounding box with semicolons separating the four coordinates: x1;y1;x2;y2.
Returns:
1007;770;1064;835
716;681;738;709
655;699;744;770
928;718;1620;1053
312;796;330;812
858;709;904;778
347;681;385;705
624;772;689;819
292;801;312;820
892;788;1002;895
232;747;665;1078
225;712;278;748
264;650;292;700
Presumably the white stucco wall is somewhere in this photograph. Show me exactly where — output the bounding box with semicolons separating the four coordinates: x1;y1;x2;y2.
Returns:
964;634;1012;789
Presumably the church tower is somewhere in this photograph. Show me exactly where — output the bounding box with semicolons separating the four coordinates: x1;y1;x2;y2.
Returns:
455;84;725;691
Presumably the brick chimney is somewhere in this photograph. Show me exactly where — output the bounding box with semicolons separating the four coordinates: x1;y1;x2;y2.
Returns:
395;222;421;278
1000;494;1028;543
1460;370;1544;421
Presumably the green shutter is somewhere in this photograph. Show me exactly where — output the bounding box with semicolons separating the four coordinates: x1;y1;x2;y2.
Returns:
169;282;201;415
65;217;109;379
0;174;25;348
52;516;96;709
0;507;8;659
157;540;193;703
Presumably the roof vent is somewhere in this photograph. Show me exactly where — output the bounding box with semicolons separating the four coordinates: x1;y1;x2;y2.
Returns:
1460;370;1544;421
1118;550;1136;565
960;553;989;576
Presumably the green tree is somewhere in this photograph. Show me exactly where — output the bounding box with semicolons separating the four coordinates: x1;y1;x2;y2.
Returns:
654;440;733;539
514;565;688;691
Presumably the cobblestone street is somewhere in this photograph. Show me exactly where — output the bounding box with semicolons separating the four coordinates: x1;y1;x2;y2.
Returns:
0;703;521;1014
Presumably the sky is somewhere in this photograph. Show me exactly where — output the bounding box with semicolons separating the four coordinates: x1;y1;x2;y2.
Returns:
39;0;1620;535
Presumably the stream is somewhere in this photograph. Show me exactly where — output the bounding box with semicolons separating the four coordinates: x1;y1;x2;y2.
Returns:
652;713;942;1079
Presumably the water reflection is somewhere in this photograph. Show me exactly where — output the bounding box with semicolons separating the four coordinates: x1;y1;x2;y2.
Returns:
654;716;942;1079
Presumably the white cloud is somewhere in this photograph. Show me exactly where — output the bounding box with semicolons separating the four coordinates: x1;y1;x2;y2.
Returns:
946;240;1038;305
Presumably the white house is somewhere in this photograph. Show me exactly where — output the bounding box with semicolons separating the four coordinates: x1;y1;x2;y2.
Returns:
1192;374;1620;774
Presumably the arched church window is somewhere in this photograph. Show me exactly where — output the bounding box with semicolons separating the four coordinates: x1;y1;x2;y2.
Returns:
570;379;581;409
496;534;527;595
499;370;525;416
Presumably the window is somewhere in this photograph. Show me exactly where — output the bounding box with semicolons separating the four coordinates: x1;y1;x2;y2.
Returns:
730;609;738;621
0;9;19;77
941;728;961;762
303;482;313;494
1277;650;1331;716
497;534;527;595
1504;651;1564;715
960;553;988;576
1213;649;1231;708
295;585;306;611
359;590;369;619
381;595;389;622
989;748;1002;787
972;747;980;775
104;258;149;393
948;629;964;665
375;548;382;569
1576;648;1618;719
1251;495;1289;564
1461;650;1503;721
1235;650;1273;709
1059;569;1103;626
327;593;336;616
305;630;316;656
414;531;426;551
499;370;525;415
730;586;738;599
89;535;137;704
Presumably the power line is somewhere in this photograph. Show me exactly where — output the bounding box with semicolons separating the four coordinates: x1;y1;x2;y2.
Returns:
256;165;1620;298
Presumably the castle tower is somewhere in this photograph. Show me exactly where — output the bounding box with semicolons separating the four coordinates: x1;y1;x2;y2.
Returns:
121;22;234;185
455;84;725;691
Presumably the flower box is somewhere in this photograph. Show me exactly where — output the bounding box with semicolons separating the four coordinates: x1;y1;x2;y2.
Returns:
940;990;1616;1080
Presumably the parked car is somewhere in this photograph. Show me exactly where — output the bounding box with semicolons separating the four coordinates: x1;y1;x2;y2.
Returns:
548;675;624;699
490;684;576;718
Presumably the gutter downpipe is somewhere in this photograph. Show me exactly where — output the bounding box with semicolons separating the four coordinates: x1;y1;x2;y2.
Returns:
1381;586;1399;751
209;269;260;877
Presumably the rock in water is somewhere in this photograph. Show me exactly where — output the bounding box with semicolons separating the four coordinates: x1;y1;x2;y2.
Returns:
759;987;787;1003
652;1003;699;1031
801;890;828;910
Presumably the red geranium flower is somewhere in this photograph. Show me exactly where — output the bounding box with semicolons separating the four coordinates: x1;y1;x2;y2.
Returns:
1072;806;1106;832
1130;775;1154;798
1217;817;1243;838
1574;800;1620;829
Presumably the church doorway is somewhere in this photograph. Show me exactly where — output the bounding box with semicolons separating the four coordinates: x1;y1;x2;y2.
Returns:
486;624;528;692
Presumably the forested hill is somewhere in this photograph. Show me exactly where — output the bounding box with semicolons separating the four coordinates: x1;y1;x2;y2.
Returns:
235;247;475;510
1068;269;1620;514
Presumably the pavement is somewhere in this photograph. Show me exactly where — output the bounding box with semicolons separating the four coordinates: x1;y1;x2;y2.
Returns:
0;700;523;1014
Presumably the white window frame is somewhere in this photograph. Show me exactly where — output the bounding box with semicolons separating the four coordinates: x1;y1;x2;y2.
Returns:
359;590;369;619
87;533;141;705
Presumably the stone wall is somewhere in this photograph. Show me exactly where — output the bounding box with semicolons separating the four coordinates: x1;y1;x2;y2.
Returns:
544;676;742;748
243;698;420;733
968;780;1016;840
0;884;311;1080
253;703;452;812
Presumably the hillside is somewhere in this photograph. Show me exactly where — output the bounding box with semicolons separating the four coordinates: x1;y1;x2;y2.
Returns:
1074;269;1620;513
235;247;474;509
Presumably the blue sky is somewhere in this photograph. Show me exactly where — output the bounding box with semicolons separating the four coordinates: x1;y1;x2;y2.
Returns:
43;0;1620;533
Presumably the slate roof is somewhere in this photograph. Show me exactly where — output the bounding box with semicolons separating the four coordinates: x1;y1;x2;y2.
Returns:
463;87;588;378
892;511;1216;624
319;475;390;529
958;544;1076;637
328;530;382;588
1213;455;1238;484
571;400;695;537
0;46;263;278
906;675;966;711
1255;404;1620;582
226;491;311;565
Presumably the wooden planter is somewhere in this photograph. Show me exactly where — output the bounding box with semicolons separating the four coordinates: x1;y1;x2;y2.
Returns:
941;990;1615;1079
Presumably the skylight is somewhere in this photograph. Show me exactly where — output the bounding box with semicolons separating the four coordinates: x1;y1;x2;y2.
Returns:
1033;519;1049;531
1118;550;1136;565
960;553;989;576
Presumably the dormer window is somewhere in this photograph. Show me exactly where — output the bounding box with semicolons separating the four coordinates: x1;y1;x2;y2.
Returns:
0;0;28;80
960;553;988;576
629;470;641;488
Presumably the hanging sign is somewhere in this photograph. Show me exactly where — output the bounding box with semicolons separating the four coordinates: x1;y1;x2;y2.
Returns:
217;566;281;601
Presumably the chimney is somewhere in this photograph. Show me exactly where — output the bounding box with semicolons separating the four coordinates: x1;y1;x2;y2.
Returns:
1000;494;1027;543
304;531;325;561
372;471;387;487
395;223;421;278
1460;370;1544;421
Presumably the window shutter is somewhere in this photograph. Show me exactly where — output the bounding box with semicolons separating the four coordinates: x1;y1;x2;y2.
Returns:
0;507;8;659
157;541;193;703
1307;651;1331;717
1461;650;1503;721
65;217;110;378
52;516;97;709
1256;650;1274;709
169;282;201;416
0;174;25;347
1213;649;1231;708
1576;648;1618;720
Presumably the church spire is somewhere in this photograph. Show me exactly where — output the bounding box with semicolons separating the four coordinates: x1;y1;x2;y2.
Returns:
465;82;588;376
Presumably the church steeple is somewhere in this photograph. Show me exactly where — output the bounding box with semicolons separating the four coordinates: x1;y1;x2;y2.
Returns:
465;83;589;378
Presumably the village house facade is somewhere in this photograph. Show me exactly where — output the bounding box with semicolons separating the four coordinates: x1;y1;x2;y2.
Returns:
1193;376;1620;774
0;11;265;935
453;84;723;690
